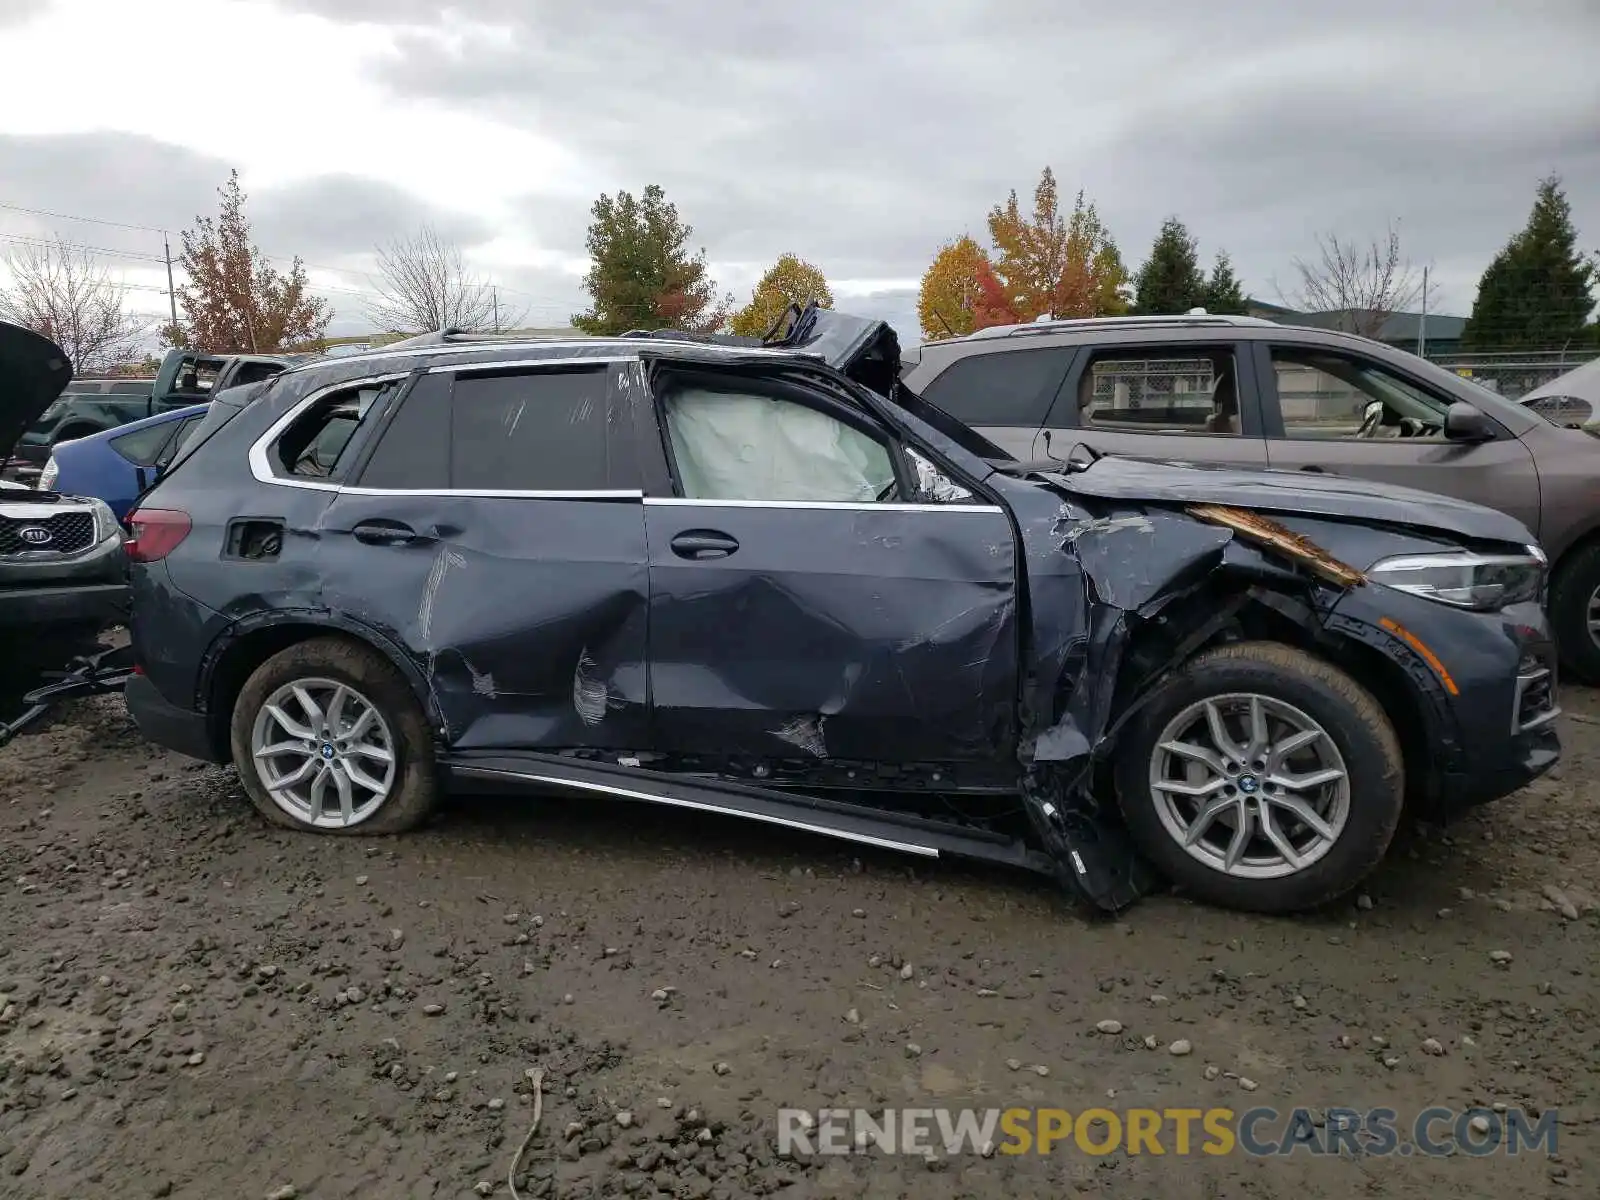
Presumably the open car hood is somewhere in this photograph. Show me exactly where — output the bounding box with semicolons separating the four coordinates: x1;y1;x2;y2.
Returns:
1045;455;1534;546
0;321;72;459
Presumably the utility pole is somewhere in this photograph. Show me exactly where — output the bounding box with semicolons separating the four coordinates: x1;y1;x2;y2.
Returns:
492;286;500;333
1416;265;1429;357
162;232;179;333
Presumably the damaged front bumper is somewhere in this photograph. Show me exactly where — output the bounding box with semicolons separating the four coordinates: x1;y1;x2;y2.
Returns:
1327;585;1560;814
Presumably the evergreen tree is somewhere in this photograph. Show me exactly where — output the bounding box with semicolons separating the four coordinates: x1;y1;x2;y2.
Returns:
1463;176;1596;350
1203;252;1247;314
1132;217;1206;314
573;184;731;335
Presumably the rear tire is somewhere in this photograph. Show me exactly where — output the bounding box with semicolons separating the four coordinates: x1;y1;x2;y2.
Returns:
1113;640;1403;914
229;636;438;835
1549;543;1600;685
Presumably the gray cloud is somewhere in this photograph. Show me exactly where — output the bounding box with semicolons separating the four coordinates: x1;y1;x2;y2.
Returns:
0;133;523;335
0;0;49;28
269;0;1598;332
249;173;494;264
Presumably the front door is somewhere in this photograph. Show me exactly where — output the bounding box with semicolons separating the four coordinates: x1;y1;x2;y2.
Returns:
1031;340;1271;468
314;362;652;750
1257;343;1543;536
639;369;1021;765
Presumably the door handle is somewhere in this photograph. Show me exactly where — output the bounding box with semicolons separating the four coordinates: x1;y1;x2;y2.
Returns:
670;530;739;560
353;519;420;546
1298;465;1328;474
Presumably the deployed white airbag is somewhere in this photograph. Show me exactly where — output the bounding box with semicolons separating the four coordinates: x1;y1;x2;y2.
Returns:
664;387;896;503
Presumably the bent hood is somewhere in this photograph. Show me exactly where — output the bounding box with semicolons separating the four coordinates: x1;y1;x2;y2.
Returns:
0;321;73;458
1044;455;1535;547
768;303;902;397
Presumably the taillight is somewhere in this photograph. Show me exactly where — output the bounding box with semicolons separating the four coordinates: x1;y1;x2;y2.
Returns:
125;508;192;563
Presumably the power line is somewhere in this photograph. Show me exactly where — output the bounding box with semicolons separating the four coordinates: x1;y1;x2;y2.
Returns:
0;199;169;234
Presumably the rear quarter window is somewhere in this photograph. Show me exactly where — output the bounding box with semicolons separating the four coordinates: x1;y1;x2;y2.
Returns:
920;346;1073;427
109;422;176;466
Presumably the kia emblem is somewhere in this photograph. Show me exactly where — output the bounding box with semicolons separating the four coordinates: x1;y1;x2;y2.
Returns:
18;526;52;546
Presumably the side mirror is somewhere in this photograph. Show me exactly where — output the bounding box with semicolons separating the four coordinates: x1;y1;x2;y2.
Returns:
1444;401;1497;444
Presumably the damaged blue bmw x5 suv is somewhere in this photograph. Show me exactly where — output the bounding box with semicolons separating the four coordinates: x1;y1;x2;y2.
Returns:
117;306;1559;913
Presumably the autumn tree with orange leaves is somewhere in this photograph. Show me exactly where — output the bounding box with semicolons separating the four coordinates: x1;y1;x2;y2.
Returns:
978;167;1129;328
164;170;331;353
729;253;833;337
917;236;991;340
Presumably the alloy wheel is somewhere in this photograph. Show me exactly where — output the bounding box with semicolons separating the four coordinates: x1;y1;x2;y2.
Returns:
250;677;397;829
1147;692;1350;880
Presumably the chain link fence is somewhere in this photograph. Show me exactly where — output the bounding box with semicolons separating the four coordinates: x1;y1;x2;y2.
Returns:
1424;350;1597;400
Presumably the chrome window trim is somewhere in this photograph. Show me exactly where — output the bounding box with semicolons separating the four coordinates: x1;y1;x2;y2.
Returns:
248;367;1003;513
248;371;414;492
643;497;1003;514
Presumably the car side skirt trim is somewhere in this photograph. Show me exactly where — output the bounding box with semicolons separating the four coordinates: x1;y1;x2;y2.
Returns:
444;752;1052;874
448;762;940;857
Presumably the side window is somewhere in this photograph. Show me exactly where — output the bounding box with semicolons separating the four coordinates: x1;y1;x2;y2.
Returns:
171;360;221;398
1271;348;1454;440
1077;347;1242;435
662;384;898;503
357;372;451;490
272;380;398;480
156;416;204;468
450;368;610;491
230;361;286;388
109;422;174;467
920;347;1072;428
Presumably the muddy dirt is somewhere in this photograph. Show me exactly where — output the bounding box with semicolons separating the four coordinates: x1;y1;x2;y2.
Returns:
1;685;1596;1199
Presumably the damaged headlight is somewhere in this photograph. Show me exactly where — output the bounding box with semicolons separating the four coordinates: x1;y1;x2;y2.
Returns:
1368;547;1546;611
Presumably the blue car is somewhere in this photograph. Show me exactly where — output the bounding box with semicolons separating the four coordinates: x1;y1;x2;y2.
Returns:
37;403;209;521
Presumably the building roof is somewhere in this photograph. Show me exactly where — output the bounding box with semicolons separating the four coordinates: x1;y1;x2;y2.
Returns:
1244;299;1465;344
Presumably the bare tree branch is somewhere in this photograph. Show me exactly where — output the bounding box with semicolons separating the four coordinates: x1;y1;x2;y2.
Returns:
0;238;151;373
1278;223;1430;339
365;226;523;333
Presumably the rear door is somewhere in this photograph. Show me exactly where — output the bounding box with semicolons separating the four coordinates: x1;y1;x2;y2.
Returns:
634;363;1021;766
1256;342;1542;535
1031;340;1270;466
317;360;651;749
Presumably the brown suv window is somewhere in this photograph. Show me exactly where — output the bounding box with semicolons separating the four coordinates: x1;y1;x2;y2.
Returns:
1271;348;1452;440
920;347;1071;427
1078;349;1242;435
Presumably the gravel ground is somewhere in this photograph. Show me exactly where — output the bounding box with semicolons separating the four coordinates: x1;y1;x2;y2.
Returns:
1;682;1596;1199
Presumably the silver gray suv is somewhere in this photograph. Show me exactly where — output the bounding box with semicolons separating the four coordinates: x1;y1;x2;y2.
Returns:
903;315;1600;680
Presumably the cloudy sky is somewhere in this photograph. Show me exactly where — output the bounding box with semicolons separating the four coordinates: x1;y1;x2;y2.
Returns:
1;0;1596;345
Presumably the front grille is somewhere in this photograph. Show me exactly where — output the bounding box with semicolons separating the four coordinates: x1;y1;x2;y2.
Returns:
1511;653;1559;733
0;511;97;556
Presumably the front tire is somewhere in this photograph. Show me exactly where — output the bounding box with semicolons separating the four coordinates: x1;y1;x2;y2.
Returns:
1113;640;1403;913
1548;542;1600;685
229;636;439;835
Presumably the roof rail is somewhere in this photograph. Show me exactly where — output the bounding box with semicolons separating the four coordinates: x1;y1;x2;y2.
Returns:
962;313;1279;340
377;327;549;351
